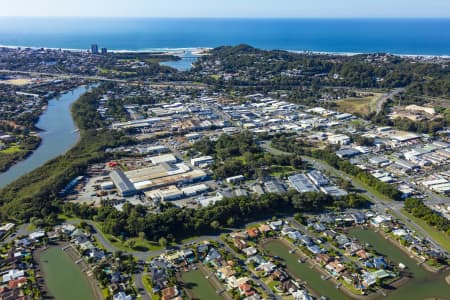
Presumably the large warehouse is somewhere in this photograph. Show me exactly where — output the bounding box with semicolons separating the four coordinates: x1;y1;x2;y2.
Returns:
110;170;137;197
110;162;208;195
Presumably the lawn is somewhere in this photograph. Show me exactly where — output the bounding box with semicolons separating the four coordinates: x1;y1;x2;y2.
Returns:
100;230;163;252
39;247;96;300
400;209;450;253
181;269;224;300
335;92;382;116
0;144;22;154
58;216;164;252
269;165;297;177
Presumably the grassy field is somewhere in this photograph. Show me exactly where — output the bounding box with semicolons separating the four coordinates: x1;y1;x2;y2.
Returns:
335;92;382;116
88;220;163;252
106;234;163;252
269;165;298;177
58;216;164;252
0;144;22;154
181;269;224;300
39;247;96;300
401;209;450;253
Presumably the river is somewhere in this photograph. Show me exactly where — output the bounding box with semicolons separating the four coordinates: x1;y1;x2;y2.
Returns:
160;51;198;71
0;85;89;188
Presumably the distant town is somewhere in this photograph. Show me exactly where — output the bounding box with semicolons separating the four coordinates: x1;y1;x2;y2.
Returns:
0;44;449;300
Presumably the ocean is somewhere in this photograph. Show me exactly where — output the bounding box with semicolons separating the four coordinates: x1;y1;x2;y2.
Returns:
0;18;449;56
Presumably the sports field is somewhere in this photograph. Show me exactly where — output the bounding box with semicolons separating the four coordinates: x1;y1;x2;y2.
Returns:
39;247;96;300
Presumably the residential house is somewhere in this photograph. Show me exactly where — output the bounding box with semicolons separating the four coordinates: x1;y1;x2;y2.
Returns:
315;253;332;266
242;247;258;257
271;268;290;282
217;266;236;281
239;283;255;297
256;262;276;276
269;220;283;231
246;228;259;239
325;260;346;277
234;238;247;250
113;292;132;300
204;248;221;264
161;286;179;300
258;224;271;233
287;231;303;241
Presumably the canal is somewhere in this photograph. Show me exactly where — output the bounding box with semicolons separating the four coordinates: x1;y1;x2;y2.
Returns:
0;85;89;188
264;240;348;300
349;228;450;300
39;247;96;300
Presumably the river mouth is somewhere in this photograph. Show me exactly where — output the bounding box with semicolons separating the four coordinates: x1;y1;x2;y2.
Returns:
0;85;90;188
160;51;198;71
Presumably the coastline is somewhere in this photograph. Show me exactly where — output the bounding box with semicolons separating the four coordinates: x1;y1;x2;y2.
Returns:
1;44;449;59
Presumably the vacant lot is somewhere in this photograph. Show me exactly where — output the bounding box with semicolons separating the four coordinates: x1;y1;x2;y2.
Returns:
181;269;223;300
39;247;96;300
336;92;382;116
0;78;33;86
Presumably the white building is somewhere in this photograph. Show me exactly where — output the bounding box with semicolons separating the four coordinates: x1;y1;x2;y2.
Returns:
191;156;214;167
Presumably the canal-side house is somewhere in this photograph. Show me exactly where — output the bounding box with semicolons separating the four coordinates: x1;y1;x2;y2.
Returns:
325;259;346;277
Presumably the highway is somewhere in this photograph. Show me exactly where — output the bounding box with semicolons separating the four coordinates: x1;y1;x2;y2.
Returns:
0;68;207;89
375;88;405;115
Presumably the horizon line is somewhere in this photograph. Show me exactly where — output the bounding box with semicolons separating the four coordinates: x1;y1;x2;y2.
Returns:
1;16;450;19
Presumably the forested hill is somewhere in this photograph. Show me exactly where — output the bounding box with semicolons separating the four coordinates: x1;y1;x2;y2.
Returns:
193;44;450;97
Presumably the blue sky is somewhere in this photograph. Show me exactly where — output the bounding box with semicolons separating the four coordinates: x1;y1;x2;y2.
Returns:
2;0;450;18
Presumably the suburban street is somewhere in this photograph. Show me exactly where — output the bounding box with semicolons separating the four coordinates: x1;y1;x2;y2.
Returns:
134;271;151;300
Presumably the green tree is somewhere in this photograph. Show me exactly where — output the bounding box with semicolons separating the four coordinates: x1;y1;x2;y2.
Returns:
158;237;168;248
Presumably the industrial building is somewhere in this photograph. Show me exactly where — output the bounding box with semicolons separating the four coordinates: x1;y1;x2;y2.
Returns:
181;184;210;197
288;174;318;193
307;171;329;187
226;175;245;184
137;145;169;155
191;156;214;167
264;180;286;194
109;160;208;196
148;154;177;165
336;148;361;159
320;186;348;197
145;186;183;201
110;170;137;197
